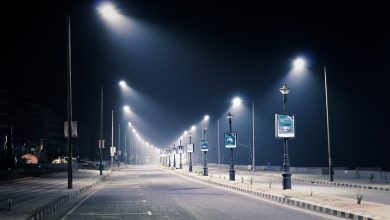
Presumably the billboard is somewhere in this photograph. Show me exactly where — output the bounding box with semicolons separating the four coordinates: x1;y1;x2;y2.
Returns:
200;140;209;152
187;143;194;153
224;132;237;148
275;114;295;138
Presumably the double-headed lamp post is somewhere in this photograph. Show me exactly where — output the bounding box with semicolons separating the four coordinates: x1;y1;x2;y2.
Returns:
203;124;208;176
279;84;292;189
227;112;235;181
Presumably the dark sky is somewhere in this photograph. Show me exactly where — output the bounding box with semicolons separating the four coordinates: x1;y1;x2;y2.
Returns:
2;0;389;169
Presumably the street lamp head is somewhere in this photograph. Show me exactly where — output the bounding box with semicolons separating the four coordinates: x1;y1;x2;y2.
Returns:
98;2;120;22
184;131;188;135
119;80;127;88
204;115;210;121
279;84;290;95
191;125;196;131
293;57;306;71
232;96;242;107
123;105;130;113
226;112;234;119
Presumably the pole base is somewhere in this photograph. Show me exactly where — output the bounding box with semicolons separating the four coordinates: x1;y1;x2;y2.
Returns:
282;172;292;189
229;169;235;181
180;164;183;169
203;167;208;176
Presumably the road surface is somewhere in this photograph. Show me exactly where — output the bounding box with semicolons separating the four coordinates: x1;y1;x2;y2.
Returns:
51;165;341;220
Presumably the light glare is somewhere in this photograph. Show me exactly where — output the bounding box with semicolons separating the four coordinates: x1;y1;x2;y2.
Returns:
232;97;242;106
123;105;130;113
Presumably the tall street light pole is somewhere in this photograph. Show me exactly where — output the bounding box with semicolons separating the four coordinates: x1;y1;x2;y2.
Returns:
173;143;176;169
111;110;114;170
99;87;104;175
179;139;183;169
324;67;334;182
66;15;73;189
217;119;221;167
227;112;235;181
252;101;255;173
279;84;292;190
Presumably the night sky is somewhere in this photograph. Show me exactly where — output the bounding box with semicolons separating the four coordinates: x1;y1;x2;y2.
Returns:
2;1;389;169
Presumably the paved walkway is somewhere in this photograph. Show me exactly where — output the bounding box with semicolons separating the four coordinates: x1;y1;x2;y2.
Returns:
0;169;110;220
174;166;390;220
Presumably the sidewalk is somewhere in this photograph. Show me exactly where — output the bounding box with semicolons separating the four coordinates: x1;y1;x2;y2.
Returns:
0;168;111;220
205;164;390;191
171;166;390;220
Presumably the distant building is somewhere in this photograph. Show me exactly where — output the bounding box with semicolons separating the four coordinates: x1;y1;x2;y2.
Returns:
0;94;99;164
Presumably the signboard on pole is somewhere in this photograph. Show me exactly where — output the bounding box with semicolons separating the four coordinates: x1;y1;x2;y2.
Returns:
64;121;78;138
275;114;295;139
98;139;105;149
178;145;184;154
187;143;194;153
224;132;237;148
110;147;116;157
200;140;209;152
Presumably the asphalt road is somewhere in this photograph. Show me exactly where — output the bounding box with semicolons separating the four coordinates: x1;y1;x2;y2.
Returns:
51;166;340;220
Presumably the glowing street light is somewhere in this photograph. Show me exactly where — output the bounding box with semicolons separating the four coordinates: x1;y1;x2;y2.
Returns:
119;80;127;88
191;125;196;131
232;97;242;107
293;57;306;71
204;115;210;121
98;2;120;22
123;105;130;113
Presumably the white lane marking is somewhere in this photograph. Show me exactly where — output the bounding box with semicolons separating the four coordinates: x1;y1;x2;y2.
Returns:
70;212;149;216
60;179;110;220
146;211;153;215
143;200;146;203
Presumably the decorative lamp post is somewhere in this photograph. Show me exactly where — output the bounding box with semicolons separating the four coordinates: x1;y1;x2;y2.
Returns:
202;125;208;176
279;84;292;189
179;139;183;169
189;133;193;172
173;143;176;169
227;112;235;181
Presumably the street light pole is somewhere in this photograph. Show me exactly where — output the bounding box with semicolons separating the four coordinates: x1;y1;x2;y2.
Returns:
252;102;255;173
111;109;114;170
279;84;292;190
227;112;235;181
189;133;193;172
217;119;221;167
173;143;176;169
324;67;334;181
99;87;104;175
179;139;183;169
203;125;208;176
66;15;73;189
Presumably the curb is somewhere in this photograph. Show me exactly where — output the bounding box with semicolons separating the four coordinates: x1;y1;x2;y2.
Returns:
291;177;390;192
225;170;390;192
176;170;378;220
26;171;111;220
